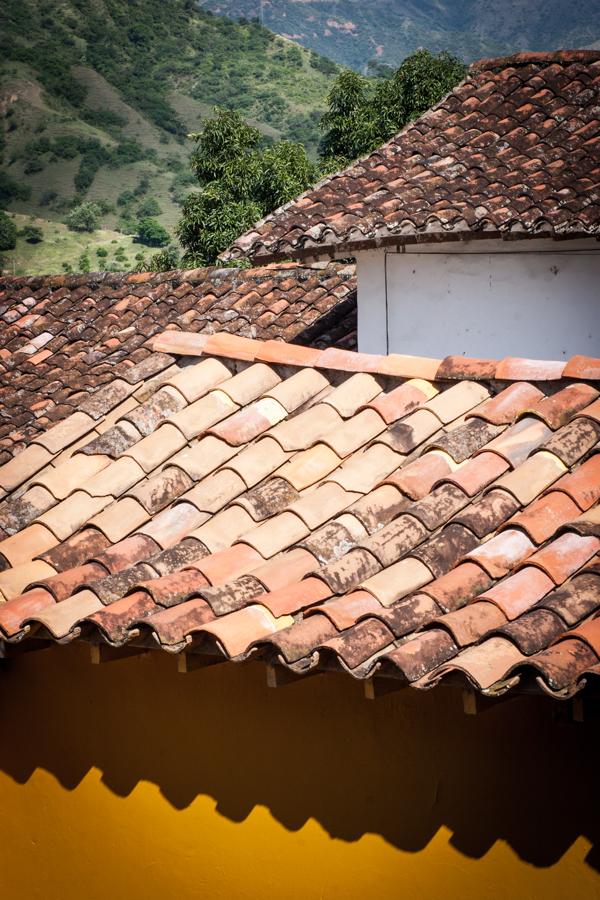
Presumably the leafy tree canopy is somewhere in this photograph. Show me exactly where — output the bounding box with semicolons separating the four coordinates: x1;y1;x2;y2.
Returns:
66;202;101;232
177;108;317;266
175;53;464;269
319;49;467;167
137;217;170;247
0;211;17;251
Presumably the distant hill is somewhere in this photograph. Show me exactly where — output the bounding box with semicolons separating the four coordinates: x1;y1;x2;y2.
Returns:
0;0;340;273
199;0;600;70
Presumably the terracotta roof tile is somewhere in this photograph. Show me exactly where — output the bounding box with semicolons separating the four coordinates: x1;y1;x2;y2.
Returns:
225;52;600;261
0;263;357;460
0;331;599;700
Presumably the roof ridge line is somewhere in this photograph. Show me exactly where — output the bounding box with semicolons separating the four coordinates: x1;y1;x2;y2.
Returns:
148;330;600;383
470;49;600;73
0;261;353;292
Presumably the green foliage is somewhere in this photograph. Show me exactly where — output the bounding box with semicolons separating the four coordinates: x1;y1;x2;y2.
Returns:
136;216;170;247
20;224;44;243
40;191;58;207
319;70;376;164
149;244;180;271
374;49;466;141
169;170;197;205
0;170;31;206
178;108;316;265
190;110;261;184
319;49;466;166
78;251;91;272
95;199;115;215
66;201;101;232
117;190;136;207
136;196;162;218
95;246;108;257
24;158;45;175
80;107;127;132
310;51;338;76
200;0;600;71
177;189;261;268
0;211;17;251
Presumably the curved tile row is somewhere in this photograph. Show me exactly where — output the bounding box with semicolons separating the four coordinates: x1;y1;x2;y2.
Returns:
0;337;598;700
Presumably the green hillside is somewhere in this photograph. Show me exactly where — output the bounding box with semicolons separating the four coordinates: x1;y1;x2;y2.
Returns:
0;0;340;274
200;0;600;70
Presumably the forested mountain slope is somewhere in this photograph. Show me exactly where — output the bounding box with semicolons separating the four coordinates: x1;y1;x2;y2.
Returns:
200;0;600;70
0;0;339;249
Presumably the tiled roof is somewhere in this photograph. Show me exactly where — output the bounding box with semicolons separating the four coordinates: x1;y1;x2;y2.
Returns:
225;51;600;262
0;333;599;700
0;263;356;463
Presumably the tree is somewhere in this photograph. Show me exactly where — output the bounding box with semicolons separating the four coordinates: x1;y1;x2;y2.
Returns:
319;70;377;165
66;202;101;232
177;108;317;266
137;217;170;247
177;189;261;267
0;211;17;251
319;50;467;167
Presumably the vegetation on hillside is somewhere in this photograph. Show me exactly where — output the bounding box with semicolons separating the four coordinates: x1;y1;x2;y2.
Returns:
200;0;600;70
0;0;341;273
0;0;466;277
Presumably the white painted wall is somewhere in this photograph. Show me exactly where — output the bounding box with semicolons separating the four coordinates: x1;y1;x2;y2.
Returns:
356;239;600;359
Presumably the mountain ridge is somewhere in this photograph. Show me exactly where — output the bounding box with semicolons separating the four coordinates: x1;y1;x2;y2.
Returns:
0;0;340;273
199;0;600;70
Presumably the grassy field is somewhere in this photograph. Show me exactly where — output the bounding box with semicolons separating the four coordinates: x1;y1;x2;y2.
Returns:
2;213;140;277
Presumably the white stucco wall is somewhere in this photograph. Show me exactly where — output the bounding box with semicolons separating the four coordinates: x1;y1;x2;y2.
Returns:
356;239;600;359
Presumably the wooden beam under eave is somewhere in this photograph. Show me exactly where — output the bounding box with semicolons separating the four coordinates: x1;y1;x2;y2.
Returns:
90;643;148;665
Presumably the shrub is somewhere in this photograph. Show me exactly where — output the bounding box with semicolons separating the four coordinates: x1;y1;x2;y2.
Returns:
96;247;108;257
0;170;31;205
149;244;179;271
20;225;44;244
78;252;91;273
23;158;45;175
136;196;162;218
117;190;135;207
40;190;58;206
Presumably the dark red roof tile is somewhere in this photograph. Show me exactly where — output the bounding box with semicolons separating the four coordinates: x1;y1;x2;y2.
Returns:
379;630;458;682
0;264;357;459
521;639;598;693
542;416;600;467
491;608;565;655
226;52;600;261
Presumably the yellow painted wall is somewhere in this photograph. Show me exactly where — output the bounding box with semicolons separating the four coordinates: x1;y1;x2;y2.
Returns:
0;644;598;900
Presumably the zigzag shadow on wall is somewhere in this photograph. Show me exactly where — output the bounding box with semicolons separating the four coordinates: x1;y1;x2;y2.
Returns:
0;642;598;872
